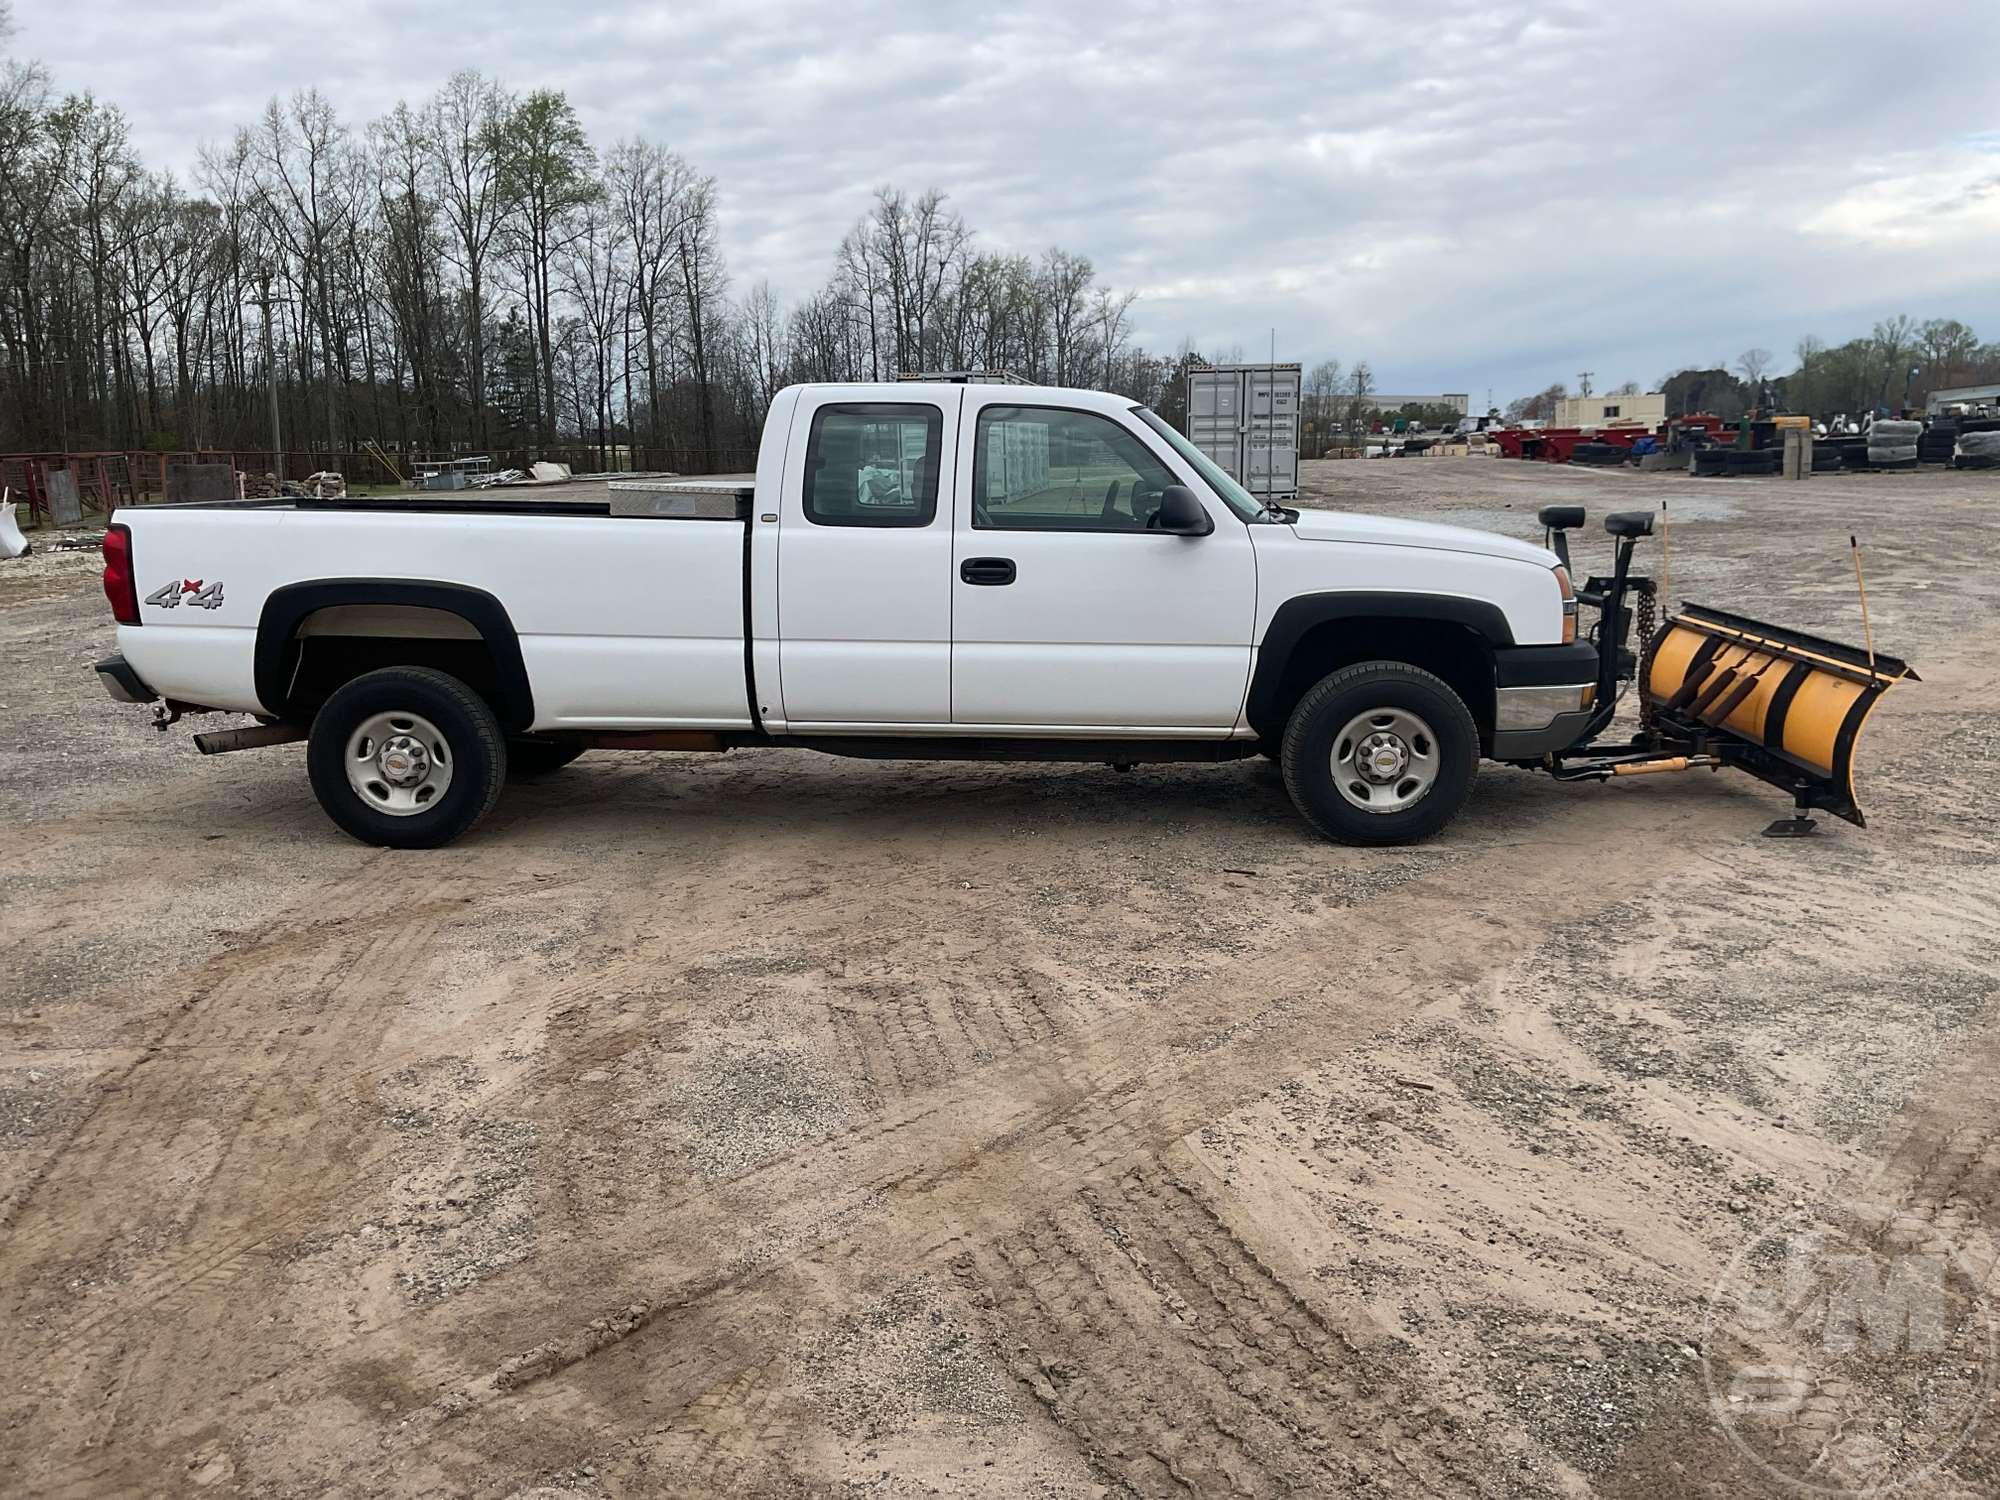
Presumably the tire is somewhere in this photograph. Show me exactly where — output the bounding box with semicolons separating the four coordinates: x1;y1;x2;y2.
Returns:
1958;430;2000;457
1691;451;1729;476
1870;420;1921;442
1867;444;1918;465
1280;661;1479;846
508;738;587;778
306;666;507;849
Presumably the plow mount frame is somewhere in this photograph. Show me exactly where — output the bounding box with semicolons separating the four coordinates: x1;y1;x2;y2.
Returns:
1525;508;1917;832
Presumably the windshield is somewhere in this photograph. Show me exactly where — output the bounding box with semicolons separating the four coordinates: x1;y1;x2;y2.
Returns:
1133;407;1271;522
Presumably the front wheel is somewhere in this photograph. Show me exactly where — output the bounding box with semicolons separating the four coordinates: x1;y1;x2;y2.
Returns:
1280;661;1478;846
306;666;507;848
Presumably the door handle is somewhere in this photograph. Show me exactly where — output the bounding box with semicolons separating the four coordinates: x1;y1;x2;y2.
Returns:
960;557;1016;586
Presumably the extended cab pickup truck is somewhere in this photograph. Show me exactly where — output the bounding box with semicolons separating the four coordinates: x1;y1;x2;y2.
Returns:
95;381;1600;848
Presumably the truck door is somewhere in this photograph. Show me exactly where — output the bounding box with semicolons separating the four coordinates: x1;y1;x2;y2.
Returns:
949;398;1257;731
774;391;957;727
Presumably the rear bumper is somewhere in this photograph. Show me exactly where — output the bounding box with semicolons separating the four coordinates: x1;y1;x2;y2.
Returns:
95;652;157;704
1490;643;1598;759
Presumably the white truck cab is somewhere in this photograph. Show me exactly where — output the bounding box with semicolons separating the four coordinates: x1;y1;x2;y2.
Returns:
96;380;1599;848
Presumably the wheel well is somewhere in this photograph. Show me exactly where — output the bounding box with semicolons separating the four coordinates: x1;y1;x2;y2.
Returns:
278;607;504;723
256;582;534;732
1255;617;1496;744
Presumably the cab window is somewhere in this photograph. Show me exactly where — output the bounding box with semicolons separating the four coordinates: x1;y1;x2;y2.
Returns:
803;403;942;527
972;406;1179;531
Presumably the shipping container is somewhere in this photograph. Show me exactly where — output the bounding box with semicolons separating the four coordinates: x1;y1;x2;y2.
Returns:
1185;363;1302;500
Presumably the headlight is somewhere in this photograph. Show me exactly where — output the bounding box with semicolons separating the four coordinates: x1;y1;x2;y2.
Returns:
1554;564;1578;644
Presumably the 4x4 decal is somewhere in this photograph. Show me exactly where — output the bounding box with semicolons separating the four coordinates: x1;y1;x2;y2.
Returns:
145;578;225;610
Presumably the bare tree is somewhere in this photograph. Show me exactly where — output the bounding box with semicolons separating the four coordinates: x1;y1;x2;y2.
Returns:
673;174;725;464
1304;358;1341;454
605;136;698;448
424;70;510;449
1092;284;1137;388
1734;347;1774;387
741;278;783;424
1038;248;1098;387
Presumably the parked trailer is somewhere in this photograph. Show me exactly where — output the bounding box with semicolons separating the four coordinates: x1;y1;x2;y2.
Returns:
1185;363;1301;500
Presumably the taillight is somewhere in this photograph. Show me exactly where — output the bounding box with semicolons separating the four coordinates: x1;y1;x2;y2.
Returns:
103;524;140;624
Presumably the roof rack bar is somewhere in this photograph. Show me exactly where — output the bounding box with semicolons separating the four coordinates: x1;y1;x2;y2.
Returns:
895;369;1033;385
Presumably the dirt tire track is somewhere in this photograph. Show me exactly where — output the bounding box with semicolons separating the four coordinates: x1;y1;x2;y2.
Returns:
949;1152;1511;1497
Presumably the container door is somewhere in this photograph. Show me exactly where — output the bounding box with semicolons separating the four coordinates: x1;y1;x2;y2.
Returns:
1244;369;1300;497
1187;372;1245;483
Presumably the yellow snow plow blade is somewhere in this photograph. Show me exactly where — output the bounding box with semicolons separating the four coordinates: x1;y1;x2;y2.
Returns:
1642;603;1918;826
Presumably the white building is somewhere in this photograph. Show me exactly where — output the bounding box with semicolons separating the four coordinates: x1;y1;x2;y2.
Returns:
1359;393;1470;416
1555;392;1666;427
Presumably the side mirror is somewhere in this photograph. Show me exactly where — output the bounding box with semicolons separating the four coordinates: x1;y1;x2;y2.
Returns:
1155;484;1214;536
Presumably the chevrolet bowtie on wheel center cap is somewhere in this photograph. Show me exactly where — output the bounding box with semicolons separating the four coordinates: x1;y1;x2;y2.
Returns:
1335;708;1438;812
347;711;453;815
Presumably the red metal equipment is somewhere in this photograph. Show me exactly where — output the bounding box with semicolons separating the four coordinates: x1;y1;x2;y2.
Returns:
1539;428;1585;463
1589;427;1654;450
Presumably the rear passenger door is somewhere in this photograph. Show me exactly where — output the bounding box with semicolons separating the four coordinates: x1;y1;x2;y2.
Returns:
775;393;957;727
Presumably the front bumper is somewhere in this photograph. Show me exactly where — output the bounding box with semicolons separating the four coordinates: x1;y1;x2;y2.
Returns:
1491;704;1596;759
1489;643;1599;759
95;652;157;704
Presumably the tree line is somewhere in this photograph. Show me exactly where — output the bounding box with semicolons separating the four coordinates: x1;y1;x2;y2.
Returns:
1507;316;1999;424
0;47;1202;472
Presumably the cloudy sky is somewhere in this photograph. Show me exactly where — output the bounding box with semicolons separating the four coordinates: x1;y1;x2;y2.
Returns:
17;0;2000;404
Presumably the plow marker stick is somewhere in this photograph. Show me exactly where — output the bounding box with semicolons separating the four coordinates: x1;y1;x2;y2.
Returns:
1659;502;1669;609
1851;535;1876;674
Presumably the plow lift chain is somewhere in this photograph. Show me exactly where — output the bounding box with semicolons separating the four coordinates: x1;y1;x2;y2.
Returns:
1529;505;1916;838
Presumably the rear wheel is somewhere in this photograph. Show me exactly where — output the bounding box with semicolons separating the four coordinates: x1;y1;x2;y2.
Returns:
306;666;506;848
1280;661;1479;846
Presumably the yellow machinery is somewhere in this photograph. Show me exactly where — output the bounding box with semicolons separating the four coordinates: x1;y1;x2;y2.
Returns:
1533;508;1917;836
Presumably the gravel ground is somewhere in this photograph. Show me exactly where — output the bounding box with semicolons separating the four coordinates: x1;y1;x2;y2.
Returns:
1;458;1997;1497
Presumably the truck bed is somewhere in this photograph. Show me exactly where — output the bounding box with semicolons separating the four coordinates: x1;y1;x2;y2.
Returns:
113;478;758;732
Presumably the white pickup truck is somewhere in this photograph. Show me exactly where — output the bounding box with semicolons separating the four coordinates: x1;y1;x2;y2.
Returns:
95;380;1603;848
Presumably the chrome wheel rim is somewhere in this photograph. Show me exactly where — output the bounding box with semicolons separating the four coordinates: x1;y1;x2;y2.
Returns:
1332;707;1439;813
345;710;453;817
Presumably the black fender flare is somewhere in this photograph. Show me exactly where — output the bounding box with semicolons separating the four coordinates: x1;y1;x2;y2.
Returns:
1245;591;1513;734
255;579;534;732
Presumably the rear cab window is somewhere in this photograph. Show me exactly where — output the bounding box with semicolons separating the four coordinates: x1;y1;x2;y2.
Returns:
803;404;943;527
